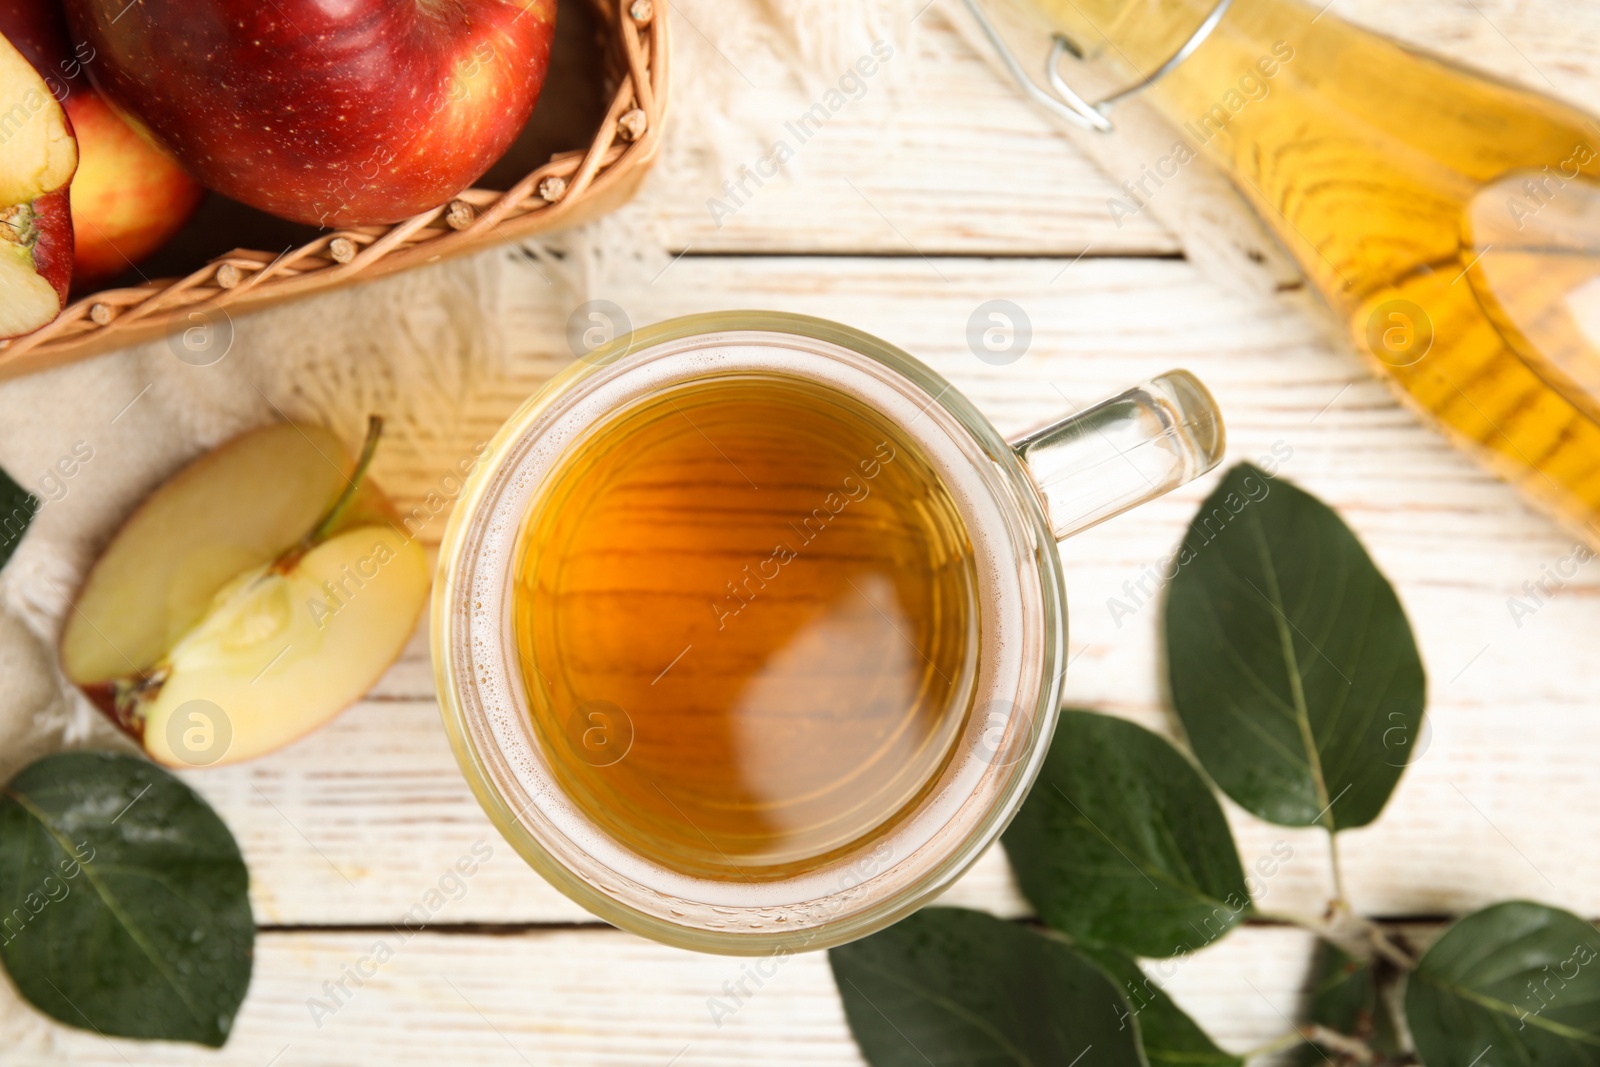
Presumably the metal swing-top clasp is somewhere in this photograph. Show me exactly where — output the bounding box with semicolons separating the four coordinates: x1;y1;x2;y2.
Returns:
961;0;1235;131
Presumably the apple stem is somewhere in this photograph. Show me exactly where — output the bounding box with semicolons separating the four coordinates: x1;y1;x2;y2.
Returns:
275;415;384;571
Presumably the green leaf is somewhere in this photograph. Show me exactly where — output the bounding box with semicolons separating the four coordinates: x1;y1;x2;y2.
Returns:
1164;464;1425;830
0;465;38;571
1002;709;1250;959
1407;901;1600;1067
1296;940;1401;1066
1074;943;1243;1067
829;907;1146;1067
0;751;253;1047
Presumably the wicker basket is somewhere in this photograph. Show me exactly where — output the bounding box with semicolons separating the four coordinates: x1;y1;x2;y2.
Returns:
0;0;668;380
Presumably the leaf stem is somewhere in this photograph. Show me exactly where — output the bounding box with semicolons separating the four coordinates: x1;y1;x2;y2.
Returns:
1364;926;1417;971
1242;1025;1379;1064
1253;907;1337;934
1241;1028;1308;1060
1327;828;1349;908
1320;830;1416;970
1252;907;1416;970
1303;1024;1377;1063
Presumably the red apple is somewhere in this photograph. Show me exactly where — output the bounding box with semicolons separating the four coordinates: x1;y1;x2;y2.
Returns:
0;0;203;285
62;90;203;283
64;0;556;227
0;30;75;338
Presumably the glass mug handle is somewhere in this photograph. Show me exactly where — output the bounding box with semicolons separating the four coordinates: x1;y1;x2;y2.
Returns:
1010;370;1226;540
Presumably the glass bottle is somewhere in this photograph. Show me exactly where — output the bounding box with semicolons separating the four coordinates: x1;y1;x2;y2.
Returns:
980;0;1600;544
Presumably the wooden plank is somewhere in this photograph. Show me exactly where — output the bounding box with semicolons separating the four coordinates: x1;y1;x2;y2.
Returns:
6;923;1331;1066
171;254;1600;928
637;0;1600;255
632;13;1181;255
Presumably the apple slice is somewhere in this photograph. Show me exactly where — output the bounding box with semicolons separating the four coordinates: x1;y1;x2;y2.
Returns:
139;524;427;765
61;419;429;767
0;186;66;334
63;422;375;681
0;0;205;284
0;31;75;337
0;33;74;206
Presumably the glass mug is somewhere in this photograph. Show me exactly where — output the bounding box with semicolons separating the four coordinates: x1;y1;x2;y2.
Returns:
432;311;1224;954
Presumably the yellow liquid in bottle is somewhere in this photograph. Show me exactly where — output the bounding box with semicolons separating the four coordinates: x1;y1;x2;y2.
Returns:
1034;0;1600;541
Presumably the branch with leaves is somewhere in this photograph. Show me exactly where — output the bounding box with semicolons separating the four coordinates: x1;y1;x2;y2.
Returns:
829;464;1600;1066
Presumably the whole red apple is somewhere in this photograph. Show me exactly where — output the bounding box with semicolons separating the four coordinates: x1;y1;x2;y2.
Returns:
63;90;204;283
64;0;556;227
0;31;75;339
0;0;204;285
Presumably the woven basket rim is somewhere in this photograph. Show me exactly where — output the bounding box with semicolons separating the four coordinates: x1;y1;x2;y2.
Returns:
0;0;668;379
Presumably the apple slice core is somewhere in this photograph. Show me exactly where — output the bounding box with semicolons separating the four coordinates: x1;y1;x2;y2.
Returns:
140;525;428;767
63;424;364;684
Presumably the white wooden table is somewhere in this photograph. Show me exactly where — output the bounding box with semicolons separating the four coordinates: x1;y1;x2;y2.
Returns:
11;0;1600;1062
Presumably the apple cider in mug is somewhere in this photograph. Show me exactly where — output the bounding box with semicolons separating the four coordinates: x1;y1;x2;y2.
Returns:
512;375;979;880
435;312;1224;952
